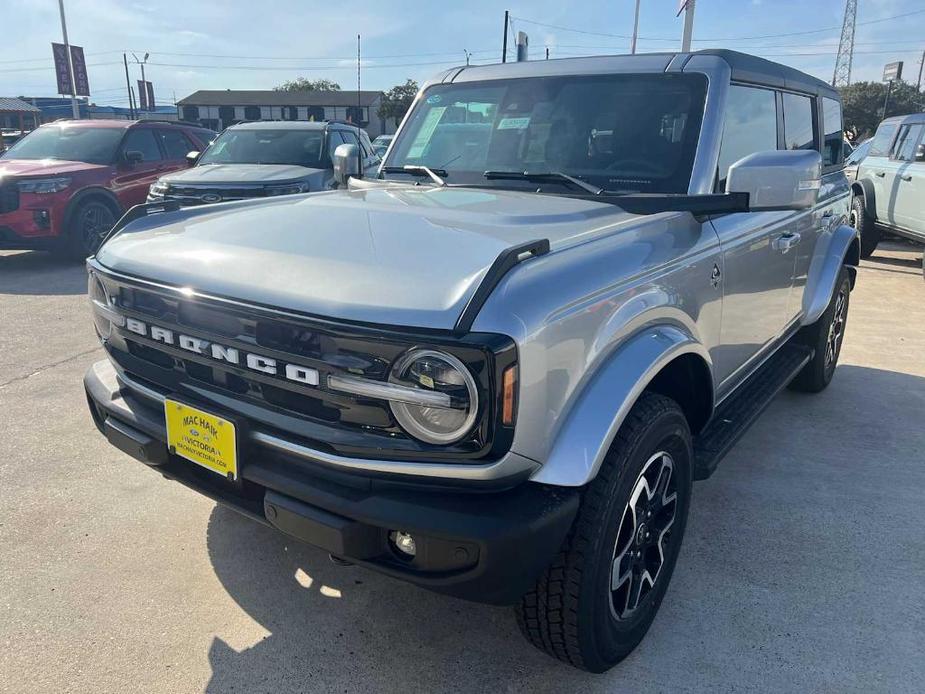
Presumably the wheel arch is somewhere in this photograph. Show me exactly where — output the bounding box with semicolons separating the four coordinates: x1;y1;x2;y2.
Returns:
530;325;714;487
802;223;861;325
64;187;123;230
851;179;876;218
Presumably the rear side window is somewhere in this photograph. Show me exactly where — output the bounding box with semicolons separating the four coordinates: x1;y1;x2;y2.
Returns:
869;122;898;157
822;97;844;167
892;123;924;162
122;129;162;161
717;85;778;188
782;93;815;151
157;129;193;159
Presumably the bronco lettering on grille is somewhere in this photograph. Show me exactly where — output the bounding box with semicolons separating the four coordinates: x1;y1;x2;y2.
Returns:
123;317;320;386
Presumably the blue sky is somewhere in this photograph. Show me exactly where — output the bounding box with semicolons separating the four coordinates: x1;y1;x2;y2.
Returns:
3;0;924;106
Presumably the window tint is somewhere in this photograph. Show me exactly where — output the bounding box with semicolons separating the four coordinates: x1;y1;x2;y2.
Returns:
122;129;162;161
822;97;844;167
157;129;193;159
782;92;815;151
717;85;777;188
327;131;346;158
869;122;898;157
892;123;924;162
198;129;328;167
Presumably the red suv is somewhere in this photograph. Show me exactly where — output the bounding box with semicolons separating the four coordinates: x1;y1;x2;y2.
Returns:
0;119;213;258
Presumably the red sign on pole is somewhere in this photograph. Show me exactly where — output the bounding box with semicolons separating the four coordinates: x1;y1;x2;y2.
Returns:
146;81;155;110
51;43;90;96
137;80;148;110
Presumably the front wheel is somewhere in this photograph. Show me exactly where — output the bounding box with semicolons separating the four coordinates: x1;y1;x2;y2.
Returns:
850;195;879;259
515;392;692;672
65;198;118;260
789;265;851;393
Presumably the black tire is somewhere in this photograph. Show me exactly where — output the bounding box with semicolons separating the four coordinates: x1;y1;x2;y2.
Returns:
64;197;119;260
515;392;692;672
850;195;879;259
789;265;851;393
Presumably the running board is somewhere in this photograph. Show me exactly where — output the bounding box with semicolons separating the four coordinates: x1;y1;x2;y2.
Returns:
693;343;813;480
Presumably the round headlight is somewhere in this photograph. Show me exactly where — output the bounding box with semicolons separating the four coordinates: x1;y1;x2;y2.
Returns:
88;273;113;341
389;349;479;445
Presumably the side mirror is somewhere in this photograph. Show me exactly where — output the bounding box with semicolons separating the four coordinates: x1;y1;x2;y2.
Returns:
333;143;360;186
122;150;144;166
726;149;822;212
915;143;925;162
185;151;200;167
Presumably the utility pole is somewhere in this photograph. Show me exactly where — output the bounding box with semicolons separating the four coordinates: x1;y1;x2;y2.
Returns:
882;79;894;120
546;46;550;60
123;53;135;119
502;10;509;63
57;0;79;119
681;0;696;53
832;0;858;87
630;0;641;54
917;48;925;92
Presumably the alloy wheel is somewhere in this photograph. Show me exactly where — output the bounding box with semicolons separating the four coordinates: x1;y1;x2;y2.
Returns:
79;203;116;255
610;451;678;620
825;286;848;369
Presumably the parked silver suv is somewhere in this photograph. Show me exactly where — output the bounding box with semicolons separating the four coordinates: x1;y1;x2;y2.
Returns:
84;50;859;672
147;120;380;205
851;113;925;257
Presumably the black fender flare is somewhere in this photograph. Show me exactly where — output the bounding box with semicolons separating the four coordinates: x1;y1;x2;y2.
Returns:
850;178;876;219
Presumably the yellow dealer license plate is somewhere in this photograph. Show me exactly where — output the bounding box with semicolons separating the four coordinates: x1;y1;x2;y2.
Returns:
164;399;237;480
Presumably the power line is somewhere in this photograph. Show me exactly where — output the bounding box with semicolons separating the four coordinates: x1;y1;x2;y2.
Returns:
513;7;925;43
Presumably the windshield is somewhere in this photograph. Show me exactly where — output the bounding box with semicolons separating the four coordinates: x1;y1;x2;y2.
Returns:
198;129;329;168
846;139;870;164
1;126;124;164
384;73;707;193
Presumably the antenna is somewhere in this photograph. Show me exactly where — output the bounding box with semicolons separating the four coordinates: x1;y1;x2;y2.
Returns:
832;0;858;87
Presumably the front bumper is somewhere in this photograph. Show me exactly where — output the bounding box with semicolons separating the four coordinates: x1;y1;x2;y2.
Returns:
84;359;578;605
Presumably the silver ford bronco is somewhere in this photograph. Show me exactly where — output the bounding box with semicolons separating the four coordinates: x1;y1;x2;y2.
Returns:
84;50;859;672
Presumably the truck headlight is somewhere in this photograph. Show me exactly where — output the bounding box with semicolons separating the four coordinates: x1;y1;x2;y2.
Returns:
17;177;71;194
388;349;479;444
265;182;308;196
88;272;124;342
148;180;169;199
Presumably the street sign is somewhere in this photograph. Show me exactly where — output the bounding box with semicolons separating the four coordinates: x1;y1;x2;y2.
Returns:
51;43;90;96
146;81;155;110
883;61;903;82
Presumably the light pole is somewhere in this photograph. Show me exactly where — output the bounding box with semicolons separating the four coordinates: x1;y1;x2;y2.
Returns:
631;0;641;54
681;0;697;53
57;0;79;119
132;52;149;111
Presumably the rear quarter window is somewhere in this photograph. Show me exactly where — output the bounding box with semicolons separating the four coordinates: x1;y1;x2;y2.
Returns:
822;97;844;167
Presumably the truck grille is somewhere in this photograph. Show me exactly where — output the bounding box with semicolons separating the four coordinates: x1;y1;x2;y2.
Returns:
0;182;19;213
164;184;267;204
95;270;508;462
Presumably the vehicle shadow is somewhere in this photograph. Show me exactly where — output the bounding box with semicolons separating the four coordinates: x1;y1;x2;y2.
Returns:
202;365;925;693
0;250;87;296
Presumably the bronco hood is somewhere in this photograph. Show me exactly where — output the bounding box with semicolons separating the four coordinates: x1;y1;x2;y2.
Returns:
95;185;640;329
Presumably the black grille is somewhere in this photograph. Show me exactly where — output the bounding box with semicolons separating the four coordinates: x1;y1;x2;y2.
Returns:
97;272;517;462
165;185;267;203
0;182;19;213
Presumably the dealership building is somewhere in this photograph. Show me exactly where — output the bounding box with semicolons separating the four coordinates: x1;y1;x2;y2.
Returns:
177;90;397;138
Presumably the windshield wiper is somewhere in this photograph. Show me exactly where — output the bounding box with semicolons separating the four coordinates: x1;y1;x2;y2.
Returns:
381;165;447;187
483;170;604;195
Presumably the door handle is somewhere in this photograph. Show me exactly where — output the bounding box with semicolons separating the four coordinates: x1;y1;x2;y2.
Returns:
874;171;886;177
772;232;801;253
901;175;912;181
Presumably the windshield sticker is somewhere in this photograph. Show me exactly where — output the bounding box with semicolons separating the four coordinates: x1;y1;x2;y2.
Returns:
406;106;445;159
497;117;531;130
426;94;442;105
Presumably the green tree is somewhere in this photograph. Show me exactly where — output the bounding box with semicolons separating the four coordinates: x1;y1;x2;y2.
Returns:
839;80;924;140
274;78;341;92
377;79;419;127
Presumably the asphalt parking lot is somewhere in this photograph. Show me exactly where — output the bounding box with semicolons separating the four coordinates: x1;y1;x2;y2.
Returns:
1;240;923;694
